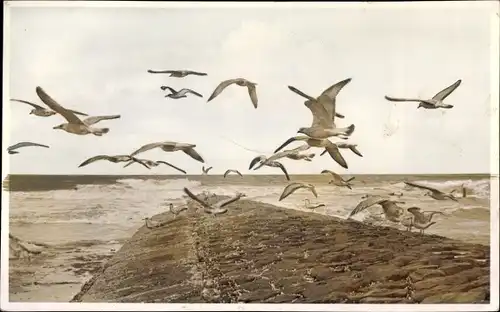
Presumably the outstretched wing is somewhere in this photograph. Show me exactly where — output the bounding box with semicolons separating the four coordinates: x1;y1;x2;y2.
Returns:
130;141;175;157
279;182;307;201
8;142;49;151
288;86;316;101
432;79;462;101
35;87;84;124
320;78;352;100
319;78;352;121
350;145;363;157
324;142;348;169
183;187;211;209
78;155;114;168
182;148;205;163
185;70;208;76
274;161;291;181
147;69;177;74
404;181;441;194
249;155;266;170
247;84;258;108
10;99;45;110
161;86;177;93
349;196;388;218
384;96;425;103
157;161;187;174
304;98;334;129
207;79;240;102
223;170;232;178
83;115;121;126
184;89;203;98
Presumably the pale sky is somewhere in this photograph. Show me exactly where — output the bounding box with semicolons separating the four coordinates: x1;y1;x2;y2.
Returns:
4;2;499;175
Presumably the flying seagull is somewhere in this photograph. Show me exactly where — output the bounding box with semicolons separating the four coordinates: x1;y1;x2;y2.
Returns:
321;170;355;189
122;159;187;174
10;98;88;117
249;155;290;181
35;87;110;136
288;83;355;139
183;187;246;216
253;144;310;170
160;86;203;99
384;79;462;109
223;169;243;178
202;166;213;175
147;69;207;77
321;142;363;157
349;196;406;223
404;181;458;201
279;182;318;201
7;142;49;154
78;155;150;169
130;141;204;163
207;78;258;109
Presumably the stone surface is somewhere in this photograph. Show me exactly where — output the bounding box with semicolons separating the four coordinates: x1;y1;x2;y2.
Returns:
71;195;490;303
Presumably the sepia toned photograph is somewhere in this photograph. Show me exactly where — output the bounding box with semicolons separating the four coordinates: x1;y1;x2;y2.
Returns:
1;1;499;311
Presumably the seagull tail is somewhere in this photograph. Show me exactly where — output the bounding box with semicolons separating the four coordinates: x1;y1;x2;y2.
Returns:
343;124;355;136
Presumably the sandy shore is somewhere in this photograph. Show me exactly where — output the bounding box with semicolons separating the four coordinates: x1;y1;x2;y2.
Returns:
67;194;490;303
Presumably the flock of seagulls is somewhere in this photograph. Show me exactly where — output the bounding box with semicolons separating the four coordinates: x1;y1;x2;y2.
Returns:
9;69;465;235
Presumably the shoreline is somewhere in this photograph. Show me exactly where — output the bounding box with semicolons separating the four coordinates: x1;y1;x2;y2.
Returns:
70;194;490;303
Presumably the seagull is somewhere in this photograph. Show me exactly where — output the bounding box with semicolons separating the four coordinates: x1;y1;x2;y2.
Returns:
272;137;348;169
321;170;355;189
160;86;203;99
223;169;243;178
407;207;445;225
304;199;325;210
249;155;290;181
202;166;213;175
35;87;110;136
10;98;88;117
207;78;258;109
130;141;204;163
288;85;355;139
285;152;316;162
167;203;188;217
349;196;406;223
183;187;246;216
384;79;462;109
320;142;363;157
78;155;150;169
253;144;311;170
7;142;49;154
122;158;187;174
147;69;208;77
404;181;458;201
279;182;318;201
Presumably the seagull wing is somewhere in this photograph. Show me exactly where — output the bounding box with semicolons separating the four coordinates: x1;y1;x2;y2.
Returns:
384;96;426;103
235;170;243;176
309;185;318;198
83;115;121;126
275;161;291;181
78;155;115;168
324;141;348;169
279;182;307;201
185;70;208;76
349;196;388;218
130;141;175;157
182;147;205;163
8;142;49;151
320;78;352;100
183;89;203;98
288;86;316;101
162;86;177;93
35;87;84;124
432;79;462;101
305;98;334;129
350;146;363;157
404;181;442;194
183;187;212;209
207;79;240;102
10;99;45;110
147;69;177;74
67;109;89;116
319;78;352;121
157;161;187;174
247;84;258;108
249;155;266;170
320;169;342;182
122;160;136;168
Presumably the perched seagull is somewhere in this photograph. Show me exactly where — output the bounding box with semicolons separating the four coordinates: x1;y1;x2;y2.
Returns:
288;84;355;139
7;142;49;154
183;187;246;216
130;141;204;163
35;87;110;136
78;155;150;169
303;199;325;210
167;203;188;217
410;217;437;235
404;181;458;201
321;170;355;189
122;159;187;174
147;69;208;77
321;142;363;157
160;86;203;99
202;166;213;175
10;98;88;117
223;169;243;178
349;196;406;223
407;207;445;225
207;78;258;109
279;182;318;201
384;79;462;109
249;155;290;181
272;137;348;169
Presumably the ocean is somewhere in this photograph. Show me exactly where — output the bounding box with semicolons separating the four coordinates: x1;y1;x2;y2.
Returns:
5;173;491;302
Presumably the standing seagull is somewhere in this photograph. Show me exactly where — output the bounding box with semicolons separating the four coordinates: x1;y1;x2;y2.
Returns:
207;78;258;109
202;166;213;175
10;99;88;117
160;86;203;99
407;207;445;225
349;196;406;223
122;159;187;174
147;69;208;77
183;187;246;216
249;155;290;181
130;141;204;163
168;203;188;217
304;199;325;210
35;87;110;136
7;142;49;154
404;181;458;201
78;155;150;169
384;79;462;109
223;169;243;178
279;182;318;201
321;142;363;157
321;170;355;189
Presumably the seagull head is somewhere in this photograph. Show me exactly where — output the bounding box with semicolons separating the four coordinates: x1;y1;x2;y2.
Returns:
417;103;424;109
29;110;35;115
53;124;64;130
297;127;309;135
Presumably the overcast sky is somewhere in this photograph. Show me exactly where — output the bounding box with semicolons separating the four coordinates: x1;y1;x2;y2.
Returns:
4;2;498;175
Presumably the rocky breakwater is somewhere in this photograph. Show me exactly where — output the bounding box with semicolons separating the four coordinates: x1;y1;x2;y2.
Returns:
72;194;490;303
